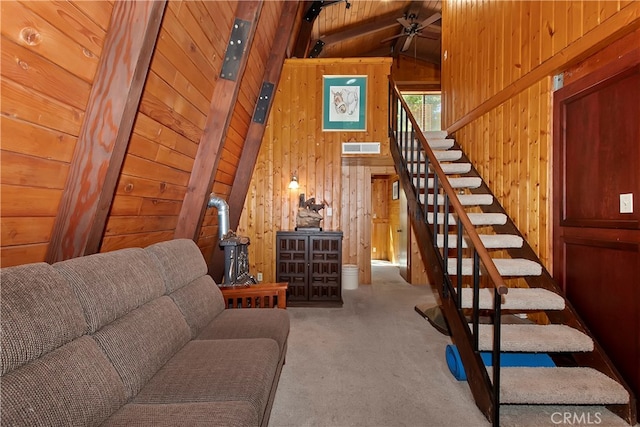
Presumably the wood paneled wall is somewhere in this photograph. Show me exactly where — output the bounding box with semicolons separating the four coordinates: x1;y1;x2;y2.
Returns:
237;58;393;284
442;0;640;269
392;54;441;90
1;0;282;268
1;1;111;266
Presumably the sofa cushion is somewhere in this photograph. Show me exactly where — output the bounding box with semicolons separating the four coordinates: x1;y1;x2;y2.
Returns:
103;401;259;427
53;248;165;333
133;339;279;420
1;336;127;427
169;275;226;338
93;296;191;399
196;309;290;354
1;262;87;375
145;238;208;293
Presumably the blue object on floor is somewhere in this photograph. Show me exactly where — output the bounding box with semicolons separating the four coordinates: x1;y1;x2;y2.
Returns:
445;344;556;381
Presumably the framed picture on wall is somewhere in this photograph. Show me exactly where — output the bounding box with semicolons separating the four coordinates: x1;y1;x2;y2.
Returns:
322;75;367;131
392;180;399;200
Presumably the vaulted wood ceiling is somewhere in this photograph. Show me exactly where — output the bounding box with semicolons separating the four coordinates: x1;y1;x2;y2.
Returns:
294;0;443;64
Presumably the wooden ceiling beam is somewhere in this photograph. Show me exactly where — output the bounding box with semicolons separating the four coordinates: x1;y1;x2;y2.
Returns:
316;12;402;47
208;1;300;280
174;1;263;241
293;1;320;57
46;1;167;263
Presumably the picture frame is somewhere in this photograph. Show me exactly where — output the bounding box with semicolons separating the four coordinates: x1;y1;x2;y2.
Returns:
392;180;399;200
322;75;367;131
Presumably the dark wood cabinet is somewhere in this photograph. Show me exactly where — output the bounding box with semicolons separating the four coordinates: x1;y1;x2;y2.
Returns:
276;230;343;306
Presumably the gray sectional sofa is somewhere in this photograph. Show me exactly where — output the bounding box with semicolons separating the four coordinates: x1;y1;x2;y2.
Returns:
1;239;289;427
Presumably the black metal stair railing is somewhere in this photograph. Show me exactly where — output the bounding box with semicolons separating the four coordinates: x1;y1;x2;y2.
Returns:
388;80;507;426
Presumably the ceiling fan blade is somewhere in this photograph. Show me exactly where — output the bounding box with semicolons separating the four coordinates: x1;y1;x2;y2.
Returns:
401;34;414;52
417;12;442;30
380;33;405;43
396;17;411;28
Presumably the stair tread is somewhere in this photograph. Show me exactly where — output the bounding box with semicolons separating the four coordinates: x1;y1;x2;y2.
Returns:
408;150;463;162
436;234;523;249
427;139;454;149
414;176;482;188
459;287;565;310
427;163;472;174
434;150;462;161
427;212;507;226
422;193;493;206
487;367;629;405
474;324;593;352
415;176;481;189
423;130;448;139
447;258;543;276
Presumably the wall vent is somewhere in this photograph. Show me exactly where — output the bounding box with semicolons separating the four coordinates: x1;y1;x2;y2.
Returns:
341;142;380;154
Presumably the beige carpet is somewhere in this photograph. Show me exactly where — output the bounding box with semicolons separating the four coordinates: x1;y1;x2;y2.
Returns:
267;262;635;427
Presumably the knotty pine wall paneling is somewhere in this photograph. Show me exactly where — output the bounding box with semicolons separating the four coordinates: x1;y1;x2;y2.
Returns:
442;0;640;269
238;58;393;284
1;1;111;267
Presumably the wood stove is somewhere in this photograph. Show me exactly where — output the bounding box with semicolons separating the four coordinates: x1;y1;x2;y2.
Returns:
220;233;257;286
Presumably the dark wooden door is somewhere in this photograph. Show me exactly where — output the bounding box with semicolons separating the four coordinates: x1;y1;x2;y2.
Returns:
553;56;640;399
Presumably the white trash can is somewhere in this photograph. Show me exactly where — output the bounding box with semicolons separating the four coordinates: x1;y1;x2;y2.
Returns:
342;264;359;290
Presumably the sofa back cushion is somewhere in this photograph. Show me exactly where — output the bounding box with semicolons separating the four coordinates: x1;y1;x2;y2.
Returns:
145;238;208;293
92;296;191;399
145;239;226;337
1;262;87;375
1;263;127;426
169;275;226;338
53;248;165;333
1;336;127;427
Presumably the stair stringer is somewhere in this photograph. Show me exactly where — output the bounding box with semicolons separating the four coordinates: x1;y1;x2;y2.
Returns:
389;136;498;423
456;150;638;424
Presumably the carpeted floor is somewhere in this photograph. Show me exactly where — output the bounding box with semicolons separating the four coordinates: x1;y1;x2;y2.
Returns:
268;261;634;427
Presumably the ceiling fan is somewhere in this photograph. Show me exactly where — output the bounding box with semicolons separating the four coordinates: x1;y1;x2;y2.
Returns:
381;12;441;52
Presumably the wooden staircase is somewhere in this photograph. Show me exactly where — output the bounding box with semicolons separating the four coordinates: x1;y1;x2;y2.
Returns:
388;83;637;426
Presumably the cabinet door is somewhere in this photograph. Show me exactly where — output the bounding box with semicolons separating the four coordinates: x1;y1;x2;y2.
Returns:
276;234;308;301
308;235;342;302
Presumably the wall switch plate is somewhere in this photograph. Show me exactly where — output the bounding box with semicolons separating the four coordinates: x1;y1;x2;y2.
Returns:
326;207;333;217
620;193;633;214
257;272;263;282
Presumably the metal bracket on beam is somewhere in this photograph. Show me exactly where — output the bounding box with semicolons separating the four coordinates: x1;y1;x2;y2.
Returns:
308;40;325;58
220;18;251;81
252;82;274;124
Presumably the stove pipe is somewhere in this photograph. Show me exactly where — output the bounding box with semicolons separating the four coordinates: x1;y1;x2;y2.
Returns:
207;193;230;240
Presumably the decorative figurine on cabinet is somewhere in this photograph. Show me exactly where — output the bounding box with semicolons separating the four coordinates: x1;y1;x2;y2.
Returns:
296;193;324;230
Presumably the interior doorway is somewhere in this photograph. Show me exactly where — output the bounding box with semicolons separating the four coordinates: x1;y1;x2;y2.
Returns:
370;174;401;264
